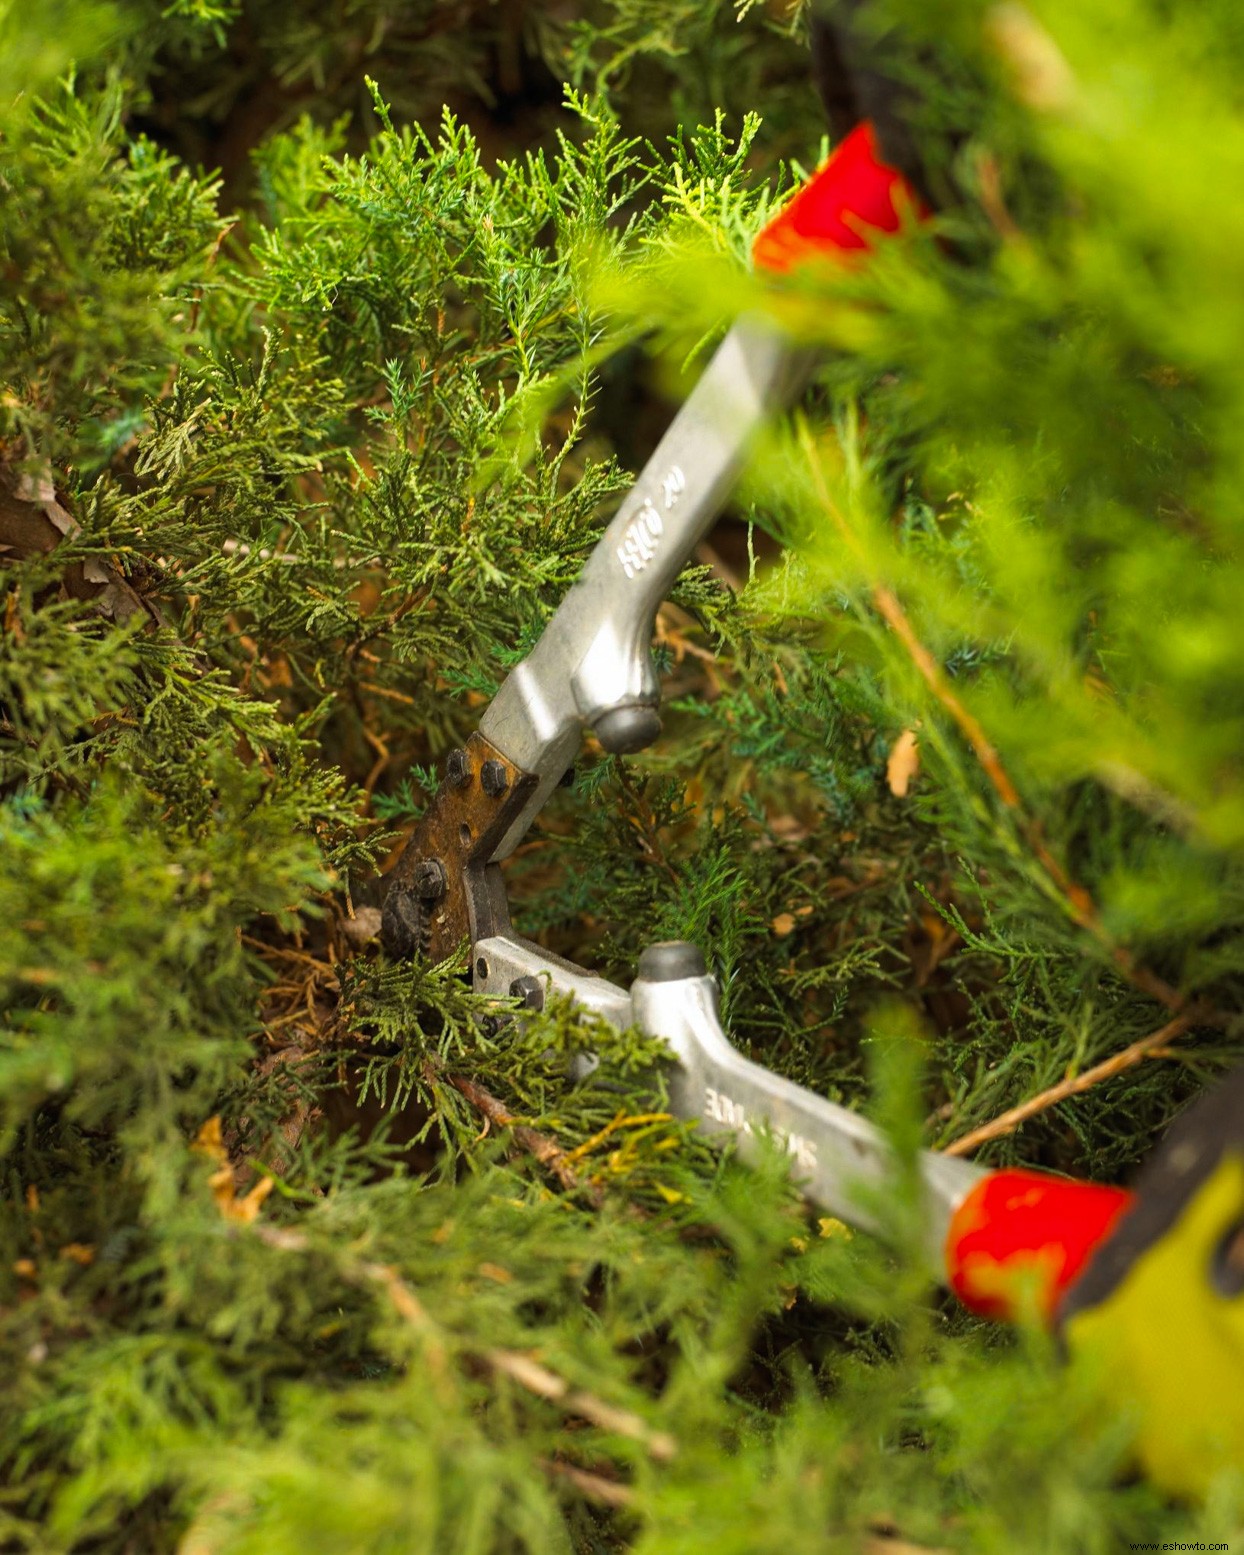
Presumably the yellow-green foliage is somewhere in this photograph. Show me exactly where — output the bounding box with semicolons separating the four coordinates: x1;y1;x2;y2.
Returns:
1;1;1242;1550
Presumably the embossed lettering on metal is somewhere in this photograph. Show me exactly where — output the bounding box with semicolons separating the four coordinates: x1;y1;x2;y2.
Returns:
616;465;686;580
616;500;664;579
661;464;686;509
704;1086;818;1174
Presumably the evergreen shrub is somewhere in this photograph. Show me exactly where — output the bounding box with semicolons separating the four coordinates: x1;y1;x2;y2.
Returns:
1;1;1241;1549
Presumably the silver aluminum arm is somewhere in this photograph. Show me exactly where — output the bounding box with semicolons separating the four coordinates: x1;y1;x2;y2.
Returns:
391;303;984;1275
380;312;812;963
479;315;810;861
473;931;986;1279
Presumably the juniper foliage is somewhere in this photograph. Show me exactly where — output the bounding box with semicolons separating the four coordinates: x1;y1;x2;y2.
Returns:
1;0;1242;1550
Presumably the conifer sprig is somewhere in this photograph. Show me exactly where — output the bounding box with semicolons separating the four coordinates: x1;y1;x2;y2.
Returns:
2;1;1242;1549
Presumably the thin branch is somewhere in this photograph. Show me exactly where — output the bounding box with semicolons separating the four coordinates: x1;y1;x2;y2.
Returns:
870;583;1021;808
250;1221;676;1462
541;1459;636;1508
799;426;1183;1014
445;1071;602;1204
942;1008;1199;1157
614;762;681;885
488;1348;677;1462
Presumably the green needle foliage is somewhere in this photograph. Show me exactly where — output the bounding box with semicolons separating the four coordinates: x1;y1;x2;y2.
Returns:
1;0;1242;1549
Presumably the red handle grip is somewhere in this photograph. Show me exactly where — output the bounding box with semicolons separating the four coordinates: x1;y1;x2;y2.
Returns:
758;134;1129;1333
945;1168;1135;1323
753;121;927;273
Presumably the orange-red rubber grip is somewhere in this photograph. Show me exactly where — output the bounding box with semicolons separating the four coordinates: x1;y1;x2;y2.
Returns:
753;121;927;272
945;1167;1135;1323
758;133;1129;1334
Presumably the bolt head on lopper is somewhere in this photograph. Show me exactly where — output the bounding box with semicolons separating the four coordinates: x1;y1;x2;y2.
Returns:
636;941;708;982
445;748;471;789
508;975;545;1012
480;759;509;797
411;858;447;901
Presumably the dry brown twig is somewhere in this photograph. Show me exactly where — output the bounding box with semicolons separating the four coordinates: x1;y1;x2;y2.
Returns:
439;1069;601;1203
798;427;1184;1015
250;1221;676;1463
244;933;593;1200
540;1459;636;1508
943;1008;1200;1156
614;762;682;885
488;1348;676;1463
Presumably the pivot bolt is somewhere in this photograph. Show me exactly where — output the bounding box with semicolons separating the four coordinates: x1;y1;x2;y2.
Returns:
445;748;471;789
480;759;509;798
381;889;424;959
412;858;446;901
508;975;545;1012
594;704;661;755
637;941;708;983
